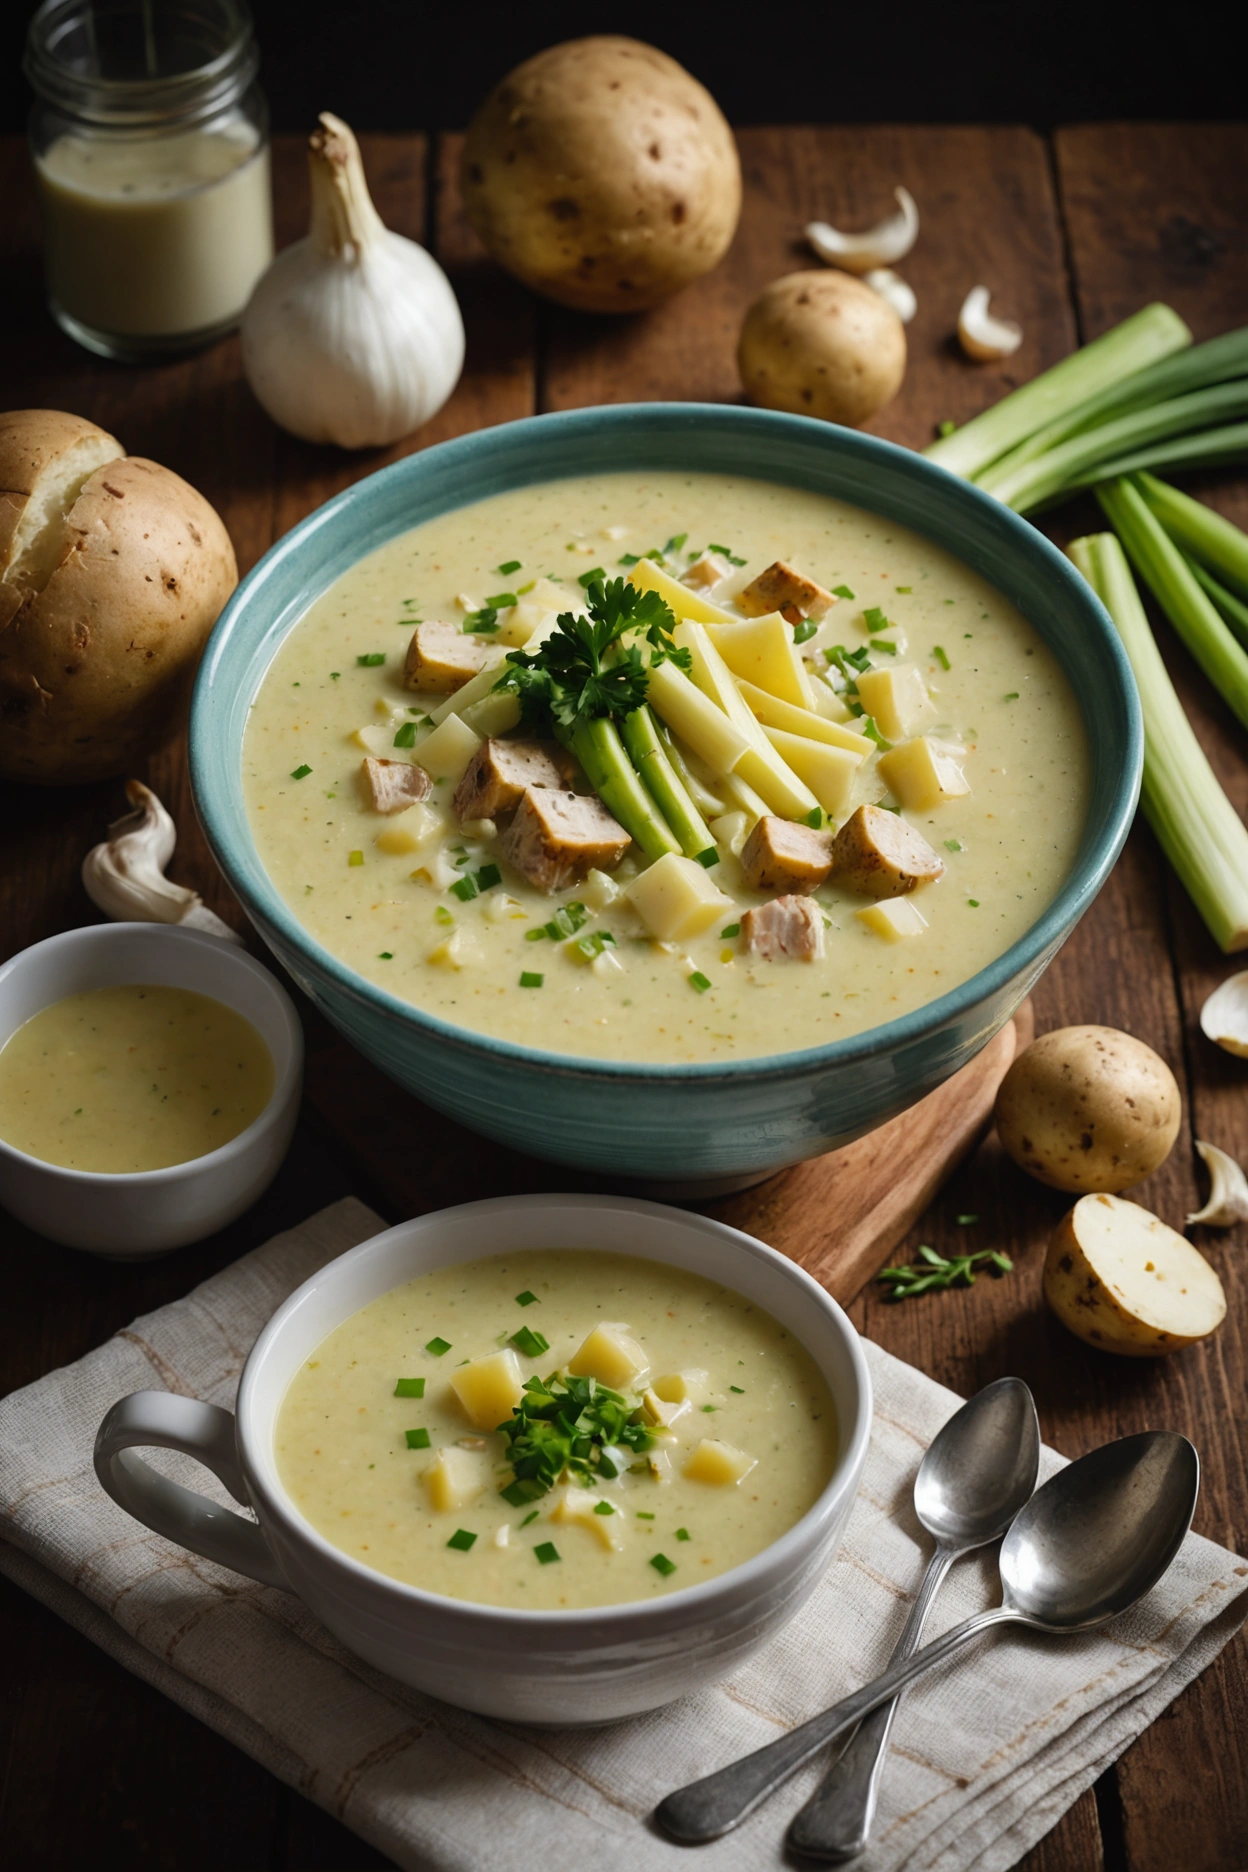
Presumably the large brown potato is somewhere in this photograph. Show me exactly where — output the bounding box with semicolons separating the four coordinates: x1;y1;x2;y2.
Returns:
994;1025;1181;1194
461;37;741;313
739;272;907;427
0;410;237;785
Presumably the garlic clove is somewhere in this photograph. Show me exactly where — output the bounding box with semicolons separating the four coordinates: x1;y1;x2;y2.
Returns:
1199;969;1248;1057
1187;1139;1248;1227
82;780;242;942
806;188;919;275
957;287;1023;362
863;269;917;324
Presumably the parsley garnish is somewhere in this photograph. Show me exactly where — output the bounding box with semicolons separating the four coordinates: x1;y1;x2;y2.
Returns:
708;543;747;566
394;1378;425;1398
496;1371;656;1507
290;764;312;780
650;1553;677;1577
497;559;522;576
511;1326;550;1358
878;1245;1012;1300
932;645;951;671
447;1528;477;1551
393;721;418;747
497;577;690;734
425;1336;452;1357
793;618;819;644
405;1427;431;1449
515;1291;539;1307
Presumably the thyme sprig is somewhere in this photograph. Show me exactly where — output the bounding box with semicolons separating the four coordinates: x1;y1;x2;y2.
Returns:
878;1244;1013;1301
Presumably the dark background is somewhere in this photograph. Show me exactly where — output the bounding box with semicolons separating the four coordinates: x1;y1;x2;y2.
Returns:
4;0;1243;133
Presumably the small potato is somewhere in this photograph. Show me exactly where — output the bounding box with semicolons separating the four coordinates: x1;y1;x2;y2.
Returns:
994;1025;1181;1194
1044;1193;1226;1357
738;271;906;428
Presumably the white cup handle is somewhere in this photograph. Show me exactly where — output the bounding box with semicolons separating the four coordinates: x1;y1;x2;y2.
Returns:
94;1390;288;1590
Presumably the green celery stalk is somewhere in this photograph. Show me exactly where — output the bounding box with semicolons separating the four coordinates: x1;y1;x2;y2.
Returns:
1069;532;1248;953
1135;470;1248;602
990;381;1248;513
923;303;1191;481
568;716;681;861
1024;422;1248;507
1097;477;1248;734
620;704;717;861
979;326;1248;490
1185;556;1248;649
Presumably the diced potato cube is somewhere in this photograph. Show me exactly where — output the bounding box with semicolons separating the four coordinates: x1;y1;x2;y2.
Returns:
856;897;930;941
683;552;733;590
449;1349;524;1431
425;929;476;969
641;1387;689;1429
351;720;401;757
877;737;972;811
707;613;815;709
684;1438;758;1486
625;852;735;942
628;555;735;623
808;676;853;723
856;665;935;743
652;1369;710;1405
416;712;481;785
549;1485;625;1550
708;809;751;858
375;805;436;855
581;867;622;912
567;1323;649;1390
421;1446;490;1513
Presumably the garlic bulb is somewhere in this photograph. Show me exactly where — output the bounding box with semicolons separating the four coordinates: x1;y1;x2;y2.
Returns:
806;188;919;274
83;781;241;942
1187;1140;1248;1227
957;287;1023;362
242;114;465;449
1199;969;1248;1057
863;269;917;324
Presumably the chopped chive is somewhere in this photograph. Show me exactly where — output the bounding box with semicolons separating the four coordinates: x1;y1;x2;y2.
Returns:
404;1427;431;1449
463;608;499;634
534;1541;560;1565
524;927;547;942
486;592;518;608
967;898;980;907
498;559;522;576
434;904;454;926
393;721;418;748
290;763;312;780
593;1500;615;1516
1004;691;1020;700
665;533;688;553
650;1553;677;1577
475;862;502;891
348;850;364;866
720;922;740;938
636;1511;655;1520
957;1212;980;1225
831;583;855;600
577;566;606;588
873;638;898;653
729;1384;745;1394
330;670;340;679
860;716;893;750
701;1403;718;1413
394;1378;426;1398
519;1510;539;1528
896;585;912;593
675;1527;691;1541
694;847;719;868
618;551;642;566
357;653;386;666
708;542;747;565
515;1290;539;1307
425;1336;452;1356
804;806;825;829
378;951;393;959
543;901;588;939
449;875;478;903
944;838;963;852
511;1326;550;1358
520;971;544;988
689;972;712;994
793;618;818;644
446;1528;477;1551
864;607;890;632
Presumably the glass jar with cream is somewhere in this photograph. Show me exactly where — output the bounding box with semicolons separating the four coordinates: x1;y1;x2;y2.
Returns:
25;0;274;359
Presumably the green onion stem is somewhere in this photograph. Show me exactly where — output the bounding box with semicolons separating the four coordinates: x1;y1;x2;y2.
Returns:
568;716;681;861
991;381;1248;513
1069;531;1248;953
1023;422;1248;509
1097;477;1248;734
978;325;1248;489
620;703;716;860
1186;556;1248;650
923;302;1191;481
1135;470;1248;602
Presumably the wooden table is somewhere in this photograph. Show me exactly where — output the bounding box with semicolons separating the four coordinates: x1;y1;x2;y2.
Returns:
2;123;1245;1871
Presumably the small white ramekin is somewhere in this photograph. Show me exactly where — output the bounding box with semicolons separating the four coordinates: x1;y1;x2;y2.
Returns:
94;1194;873;1723
0;922;303;1256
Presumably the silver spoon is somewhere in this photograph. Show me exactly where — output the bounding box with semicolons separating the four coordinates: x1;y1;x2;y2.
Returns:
655;1431;1198;1846
789;1376;1040;1862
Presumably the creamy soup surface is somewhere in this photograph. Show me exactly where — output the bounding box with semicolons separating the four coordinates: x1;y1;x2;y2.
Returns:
244;471;1090;1063
0;984;274;1172
275;1251;838;1610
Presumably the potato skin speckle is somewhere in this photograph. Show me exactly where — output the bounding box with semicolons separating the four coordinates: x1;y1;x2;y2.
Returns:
993;1024;1181;1194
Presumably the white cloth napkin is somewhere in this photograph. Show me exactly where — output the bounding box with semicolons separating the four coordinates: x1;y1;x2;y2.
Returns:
2;1198;1245;1872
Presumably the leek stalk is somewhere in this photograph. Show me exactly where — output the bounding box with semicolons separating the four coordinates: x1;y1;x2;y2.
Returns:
619;703;717;861
1025;422;1248;506
1096;478;1248;734
1135;471;1248;601
568;717;681;862
923;303;1191;481
1186;557;1248;648
1069;532;1248;953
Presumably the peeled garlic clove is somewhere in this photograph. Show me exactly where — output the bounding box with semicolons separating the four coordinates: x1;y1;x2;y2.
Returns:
957;287;1023;362
82;780;241;942
1187;1139;1248;1227
1200;970;1248;1057
806;187;919;275
863;269;916;324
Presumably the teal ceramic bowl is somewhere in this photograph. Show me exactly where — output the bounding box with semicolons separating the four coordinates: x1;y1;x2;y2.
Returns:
191;404;1141;1189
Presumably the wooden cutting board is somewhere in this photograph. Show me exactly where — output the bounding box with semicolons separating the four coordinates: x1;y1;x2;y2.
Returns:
304;1000;1033;1304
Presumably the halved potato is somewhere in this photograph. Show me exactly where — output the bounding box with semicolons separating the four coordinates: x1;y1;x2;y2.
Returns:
1044;1193;1226;1357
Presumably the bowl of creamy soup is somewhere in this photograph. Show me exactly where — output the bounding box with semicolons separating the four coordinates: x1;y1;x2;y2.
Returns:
191;404;1141;1186
0;922;302;1255
94;1193;872;1722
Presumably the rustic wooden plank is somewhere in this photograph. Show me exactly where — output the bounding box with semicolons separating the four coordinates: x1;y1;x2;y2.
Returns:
1054;122;1248;1872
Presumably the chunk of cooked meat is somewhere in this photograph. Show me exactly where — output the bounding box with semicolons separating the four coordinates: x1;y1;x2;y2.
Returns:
452;736;563;822
737;560;835;622
739;815;835;893
830;803;945;898
740;894;825;961
498;788;630;894
683;552;733;590
403;620;499;693
359;756;433;814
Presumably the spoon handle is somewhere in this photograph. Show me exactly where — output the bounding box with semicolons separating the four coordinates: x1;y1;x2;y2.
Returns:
654;1605;1017;1845
787;1544;958;1861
